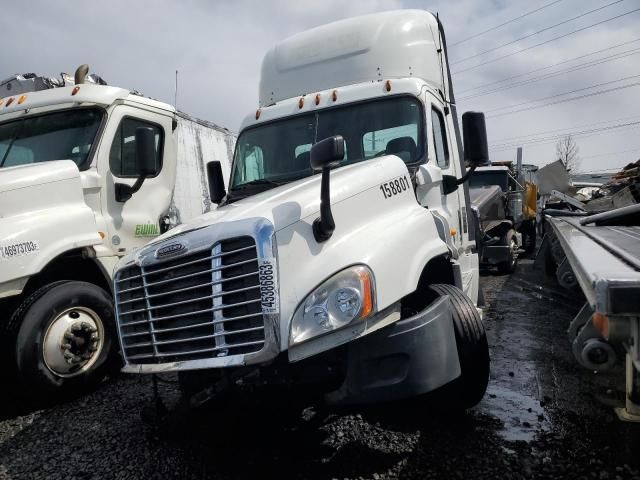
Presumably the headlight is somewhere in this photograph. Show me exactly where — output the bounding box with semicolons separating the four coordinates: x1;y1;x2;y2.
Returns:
290;265;376;346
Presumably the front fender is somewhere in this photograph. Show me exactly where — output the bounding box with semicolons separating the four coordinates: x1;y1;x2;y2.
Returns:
0;175;102;298
276;160;448;352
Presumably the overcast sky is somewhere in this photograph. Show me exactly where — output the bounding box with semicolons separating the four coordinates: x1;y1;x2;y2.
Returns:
1;0;638;172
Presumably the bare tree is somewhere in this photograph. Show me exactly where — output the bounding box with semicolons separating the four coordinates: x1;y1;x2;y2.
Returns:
556;135;580;172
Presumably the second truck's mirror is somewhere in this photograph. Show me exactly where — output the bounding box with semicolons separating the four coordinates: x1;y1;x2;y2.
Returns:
462;112;490;167
310;135;345;171
206;161;226;204
310;135;345;243
115;127;157;202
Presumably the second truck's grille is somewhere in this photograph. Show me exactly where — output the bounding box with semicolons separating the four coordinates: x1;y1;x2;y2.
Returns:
115;236;265;364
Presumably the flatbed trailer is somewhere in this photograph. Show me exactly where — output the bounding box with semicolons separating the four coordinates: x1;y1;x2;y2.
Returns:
544;214;640;421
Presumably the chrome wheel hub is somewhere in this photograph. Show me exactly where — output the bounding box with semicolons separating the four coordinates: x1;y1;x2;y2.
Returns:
43;307;104;378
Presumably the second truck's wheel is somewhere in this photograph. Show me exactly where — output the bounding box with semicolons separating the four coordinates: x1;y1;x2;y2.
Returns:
522;221;537;255
497;229;518;274
429;284;490;409
4;281;118;402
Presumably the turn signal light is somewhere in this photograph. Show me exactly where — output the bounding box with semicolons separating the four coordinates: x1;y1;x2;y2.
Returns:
359;269;374;318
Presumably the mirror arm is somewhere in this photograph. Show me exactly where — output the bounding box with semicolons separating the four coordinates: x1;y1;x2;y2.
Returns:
312;166;335;242
115;175;146;203
457;165;477;185
441;165;477;196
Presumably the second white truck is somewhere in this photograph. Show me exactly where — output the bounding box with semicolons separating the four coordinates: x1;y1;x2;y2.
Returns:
113;10;491;410
0;67;234;401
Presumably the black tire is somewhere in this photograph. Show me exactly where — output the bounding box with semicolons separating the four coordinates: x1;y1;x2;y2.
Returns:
429;284;490;409
3;281;118;402
497;229;518;274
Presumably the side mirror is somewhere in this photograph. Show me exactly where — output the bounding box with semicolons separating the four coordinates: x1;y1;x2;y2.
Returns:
310;135;344;171
310;135;345;242
206;161;226;204
115;127;157;202
462;112;490;167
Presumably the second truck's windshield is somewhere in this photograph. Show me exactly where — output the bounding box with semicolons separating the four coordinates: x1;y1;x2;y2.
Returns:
0;108;104;169
230;96;425;190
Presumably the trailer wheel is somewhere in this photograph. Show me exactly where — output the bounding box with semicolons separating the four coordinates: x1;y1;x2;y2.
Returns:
497;229;518;274
4;281;118;401
429;284;490;409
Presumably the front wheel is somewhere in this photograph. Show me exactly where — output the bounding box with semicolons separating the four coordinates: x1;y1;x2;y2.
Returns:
497;229;518;274
4;281;118;401
429;284;490;409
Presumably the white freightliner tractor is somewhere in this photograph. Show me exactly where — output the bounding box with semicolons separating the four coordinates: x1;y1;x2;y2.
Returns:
0;66;234;401
114;10;492;411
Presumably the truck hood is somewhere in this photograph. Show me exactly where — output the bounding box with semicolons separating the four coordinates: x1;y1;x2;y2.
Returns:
0;160;80;194
155;155;406;241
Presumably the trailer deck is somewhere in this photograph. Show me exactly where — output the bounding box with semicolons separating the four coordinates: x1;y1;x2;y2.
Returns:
547;216;640;316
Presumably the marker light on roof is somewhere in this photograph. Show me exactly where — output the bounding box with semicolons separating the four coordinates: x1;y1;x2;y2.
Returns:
17;95;27;104
298;97;305;109
5;97;14;107
72;86;80;96
385;80;392;92
255;109;261;120
315;94;321;105
332;90;338;102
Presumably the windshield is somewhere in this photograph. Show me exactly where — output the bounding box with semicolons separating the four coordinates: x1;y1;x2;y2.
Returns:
0;108;104;169
230;97;425;190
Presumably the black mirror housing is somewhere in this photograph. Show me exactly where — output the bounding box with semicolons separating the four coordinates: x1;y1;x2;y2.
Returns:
114;127;157;202
310;135;345;171
462;112;490;167
135;127;157;176
206;161;226;204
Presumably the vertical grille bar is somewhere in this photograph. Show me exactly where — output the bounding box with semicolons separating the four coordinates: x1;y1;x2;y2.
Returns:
211;243;228;356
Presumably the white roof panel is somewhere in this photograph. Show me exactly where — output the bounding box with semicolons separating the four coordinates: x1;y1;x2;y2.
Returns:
259;10;444;107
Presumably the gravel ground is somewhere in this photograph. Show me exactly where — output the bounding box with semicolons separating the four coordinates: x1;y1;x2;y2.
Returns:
1;258;640;479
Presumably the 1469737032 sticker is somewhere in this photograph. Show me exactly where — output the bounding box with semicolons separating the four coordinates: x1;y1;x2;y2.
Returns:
0;240;40;261
258;258;279;314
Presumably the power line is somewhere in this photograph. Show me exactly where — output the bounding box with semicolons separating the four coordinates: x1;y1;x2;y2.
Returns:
459;47;640;100
452;0;625;65
485;74;640;114
580;146;640;159
453;7;640;75
489;121;640;151
490;114;640;144
450;0;566;47
457;38;640;95
488;82;640;118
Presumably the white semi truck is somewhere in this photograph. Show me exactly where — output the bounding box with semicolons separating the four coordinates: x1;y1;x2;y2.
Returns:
114;10;491;410
0;67;234;401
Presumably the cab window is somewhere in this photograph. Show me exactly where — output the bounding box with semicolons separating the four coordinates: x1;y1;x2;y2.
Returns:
431;108;449;169
109;118;163;177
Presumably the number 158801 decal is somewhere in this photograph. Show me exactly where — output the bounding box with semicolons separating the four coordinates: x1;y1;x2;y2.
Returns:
379;176;411;199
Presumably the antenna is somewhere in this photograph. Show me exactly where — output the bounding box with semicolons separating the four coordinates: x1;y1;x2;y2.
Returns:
174;69;179;111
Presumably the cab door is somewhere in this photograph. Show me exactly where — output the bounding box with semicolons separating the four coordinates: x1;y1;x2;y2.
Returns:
97;105;176;256
418;94;466;250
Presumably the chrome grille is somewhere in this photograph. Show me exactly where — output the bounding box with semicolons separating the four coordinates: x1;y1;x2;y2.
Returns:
115;236;265;364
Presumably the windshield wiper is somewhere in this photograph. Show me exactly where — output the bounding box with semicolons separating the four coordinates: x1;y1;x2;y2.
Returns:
231;179;284;190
